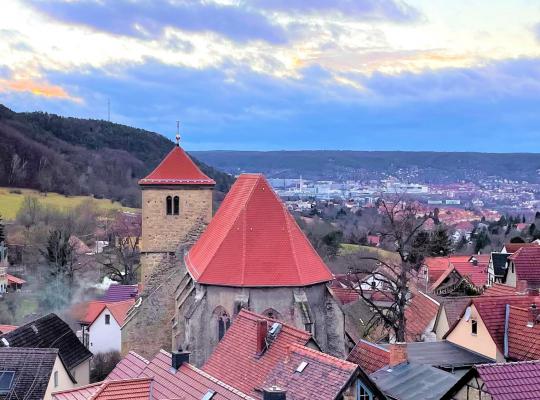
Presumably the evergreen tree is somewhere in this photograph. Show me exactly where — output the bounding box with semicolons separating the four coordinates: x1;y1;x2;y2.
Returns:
429;226;452;256
475;230;491;253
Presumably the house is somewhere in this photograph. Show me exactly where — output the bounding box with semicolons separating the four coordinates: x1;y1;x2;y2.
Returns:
53;349;256;400
441;360;540;400
0;347;79;400
403;291;439;342
501;241;539;254
0;313;93;385
78;299;134;354
202;309;385;400
367;235;381;247
0;324;17;334
443;295;539;362
0;273;26;294
506;302;540;361
433;297;474;340
506;246;540;288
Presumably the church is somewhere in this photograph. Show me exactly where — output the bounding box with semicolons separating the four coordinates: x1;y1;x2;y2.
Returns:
122;140;346;367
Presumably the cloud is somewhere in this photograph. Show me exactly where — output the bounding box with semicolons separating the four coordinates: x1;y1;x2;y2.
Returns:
26;0;288;44
535;23;540;42
253;0;421;22
0;78;81;102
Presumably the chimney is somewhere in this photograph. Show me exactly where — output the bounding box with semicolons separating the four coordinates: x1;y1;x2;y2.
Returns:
528;304;539;328
517;280;528;294
171;350;190;370
256;319;268;355
389;343;408;367
263;386;286;400
471;257;478;266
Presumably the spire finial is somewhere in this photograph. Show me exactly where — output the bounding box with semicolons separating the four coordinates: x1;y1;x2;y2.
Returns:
175;120;181;146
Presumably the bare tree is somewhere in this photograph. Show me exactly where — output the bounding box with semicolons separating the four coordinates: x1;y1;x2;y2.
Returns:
346;196;433;342
8;153;27;185
97;212;141;284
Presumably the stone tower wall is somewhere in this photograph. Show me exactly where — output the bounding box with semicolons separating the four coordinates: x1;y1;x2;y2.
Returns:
140;186;212;282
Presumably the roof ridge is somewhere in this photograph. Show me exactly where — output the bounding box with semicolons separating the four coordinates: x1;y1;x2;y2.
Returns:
288;343;358;371
183;363;256;399
128;350;151;365
418;291;440;306
237;309;312;340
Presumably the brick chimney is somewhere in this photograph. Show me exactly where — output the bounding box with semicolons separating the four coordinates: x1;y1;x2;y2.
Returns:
517;280;528;294
528;304;539;328
389;343;408;367
256;319;268;355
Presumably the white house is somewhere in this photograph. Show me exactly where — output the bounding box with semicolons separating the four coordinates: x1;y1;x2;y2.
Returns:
79;299;134;354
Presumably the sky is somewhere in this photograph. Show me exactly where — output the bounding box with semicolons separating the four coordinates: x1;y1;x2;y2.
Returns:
1;0;540;152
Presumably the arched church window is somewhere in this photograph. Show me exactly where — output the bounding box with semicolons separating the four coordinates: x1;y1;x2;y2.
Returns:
213;307;231;341
166;196;173;215
262;308;281;320
173;196;180;215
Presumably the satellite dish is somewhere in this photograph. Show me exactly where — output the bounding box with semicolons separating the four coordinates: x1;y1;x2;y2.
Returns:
464;307;472;322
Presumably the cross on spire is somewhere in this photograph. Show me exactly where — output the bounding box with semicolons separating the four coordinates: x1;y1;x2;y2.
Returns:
176;120;181;146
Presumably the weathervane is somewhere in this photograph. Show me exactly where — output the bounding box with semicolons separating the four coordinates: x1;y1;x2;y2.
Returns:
176;120;181;146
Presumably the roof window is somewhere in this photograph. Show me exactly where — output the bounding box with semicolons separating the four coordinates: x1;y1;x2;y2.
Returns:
0;371;15;394
201;390;216;400
296;361;308;373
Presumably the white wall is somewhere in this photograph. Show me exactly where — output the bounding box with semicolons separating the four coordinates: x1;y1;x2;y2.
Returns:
88;307;121;354
45;356;76;400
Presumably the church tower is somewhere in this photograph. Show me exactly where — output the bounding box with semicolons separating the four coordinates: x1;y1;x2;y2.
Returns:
138;134;215;284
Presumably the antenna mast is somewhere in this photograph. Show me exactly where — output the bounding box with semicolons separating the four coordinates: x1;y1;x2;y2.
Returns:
176;121;181;146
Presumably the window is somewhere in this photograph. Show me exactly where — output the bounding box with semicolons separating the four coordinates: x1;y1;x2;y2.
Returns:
173;196;180;215
0;371;15;394
262;308;281;321
218;312;231;340
356;381;373;400
166;196;173;215
54;371;59;388
471;319;478;335
105;314;111;325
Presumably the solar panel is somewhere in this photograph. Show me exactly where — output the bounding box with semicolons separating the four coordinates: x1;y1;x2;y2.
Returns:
0;371;15;394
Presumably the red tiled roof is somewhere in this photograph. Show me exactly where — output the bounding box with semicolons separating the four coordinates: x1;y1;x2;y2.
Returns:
80;299;135;326
476;361;540;400
329;286;360;305
405;292;440;341
440;297;473;329
138;146;215;186
451;262;488;287
186;174;333;287
483;283;518;296
108;351;149;381
53;382;102;400
430;265;460;292
504;242;539;254
0;325;18;334
90;377;152;400
509;246;540;287
507;306;540;361
347;340;390;374
202;309;312;397
263;343;358;400
7;274;25;285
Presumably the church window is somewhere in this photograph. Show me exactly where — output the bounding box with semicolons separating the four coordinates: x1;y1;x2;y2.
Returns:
214;307;231;341
166;196;173;215
173;196;180;215
262;308;281;320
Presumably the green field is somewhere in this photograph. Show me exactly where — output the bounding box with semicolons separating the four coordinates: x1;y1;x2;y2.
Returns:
0;187;137;220
339;243;401;263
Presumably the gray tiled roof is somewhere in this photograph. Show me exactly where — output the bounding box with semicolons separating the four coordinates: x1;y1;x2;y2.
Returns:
0;347;57;400
371;363;459;400
0;314;92;371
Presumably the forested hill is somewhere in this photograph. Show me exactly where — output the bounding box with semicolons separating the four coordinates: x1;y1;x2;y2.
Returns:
0;105;233;207
192;150;540;183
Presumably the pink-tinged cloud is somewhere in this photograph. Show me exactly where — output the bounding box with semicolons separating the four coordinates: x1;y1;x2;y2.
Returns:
0;78;80;102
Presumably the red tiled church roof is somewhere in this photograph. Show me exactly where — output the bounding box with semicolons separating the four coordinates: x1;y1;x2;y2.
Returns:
347;340;390;374
202;309;312;397
186;174;333;287
138;146;215;186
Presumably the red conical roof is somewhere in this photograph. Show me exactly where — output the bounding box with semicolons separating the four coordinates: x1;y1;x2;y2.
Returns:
185;174;333;287
139;146;215;186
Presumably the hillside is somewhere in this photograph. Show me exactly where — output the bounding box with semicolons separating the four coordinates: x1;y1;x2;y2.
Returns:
192;150;540;183
0;105;234;207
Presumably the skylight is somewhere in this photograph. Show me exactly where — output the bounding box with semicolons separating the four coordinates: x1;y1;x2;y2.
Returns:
296;361;308;373
0;371;15;394
201;390;216;400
